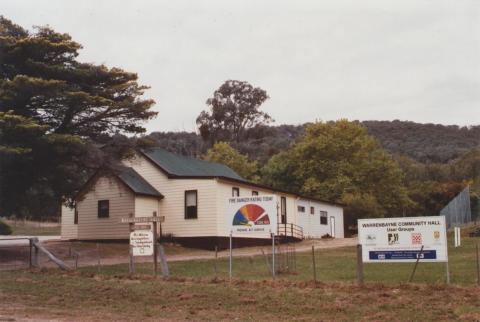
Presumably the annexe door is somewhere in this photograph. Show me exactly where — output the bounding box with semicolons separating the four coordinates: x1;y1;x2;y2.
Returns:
330;216;336;237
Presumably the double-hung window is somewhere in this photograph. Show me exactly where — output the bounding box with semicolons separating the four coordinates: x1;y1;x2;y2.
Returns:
280;197;287;224
185;190;198;219
98;200;109;218
320;211;328;225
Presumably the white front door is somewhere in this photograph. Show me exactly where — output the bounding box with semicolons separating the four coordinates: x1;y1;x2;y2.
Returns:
330;216;336;238
298;211;310;238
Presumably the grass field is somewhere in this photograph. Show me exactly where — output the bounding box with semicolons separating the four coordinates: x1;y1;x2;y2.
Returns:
1;267;479;321
80;237;480;285
4;219;60;236
0;232;479;321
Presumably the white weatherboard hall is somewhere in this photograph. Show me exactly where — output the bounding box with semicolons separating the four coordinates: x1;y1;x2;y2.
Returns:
61;148;344;247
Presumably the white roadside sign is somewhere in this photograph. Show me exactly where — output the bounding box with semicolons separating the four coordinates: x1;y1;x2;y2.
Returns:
227;195;278;236
130;230;154;256
358;216;448;263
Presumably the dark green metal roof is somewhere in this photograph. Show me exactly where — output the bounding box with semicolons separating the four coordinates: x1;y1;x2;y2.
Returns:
142;148;246;181
117;167;163;198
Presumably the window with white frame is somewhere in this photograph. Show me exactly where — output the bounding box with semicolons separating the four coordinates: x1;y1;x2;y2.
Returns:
320;211;328;225
185;190;198;219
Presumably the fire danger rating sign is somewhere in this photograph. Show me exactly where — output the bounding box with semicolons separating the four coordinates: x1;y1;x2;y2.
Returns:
130;230;153;256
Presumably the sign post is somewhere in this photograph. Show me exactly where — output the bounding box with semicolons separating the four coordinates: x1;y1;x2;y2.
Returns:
356;244;364;285
229;230;232;281
152;211;158;276
272;232;275;279
128;213;135;274
121;214;165;276
226;195;278;282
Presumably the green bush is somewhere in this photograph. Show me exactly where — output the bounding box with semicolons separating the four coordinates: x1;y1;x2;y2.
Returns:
0;219;12;235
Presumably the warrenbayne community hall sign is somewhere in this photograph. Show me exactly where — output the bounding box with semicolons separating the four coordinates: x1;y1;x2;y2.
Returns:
358;216;448;263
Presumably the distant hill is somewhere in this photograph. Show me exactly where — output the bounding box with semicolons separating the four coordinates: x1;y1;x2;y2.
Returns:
147;120;480;164
363;120;480;163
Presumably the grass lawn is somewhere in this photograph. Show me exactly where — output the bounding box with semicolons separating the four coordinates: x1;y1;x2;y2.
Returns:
81;237;480;286
0;237;479;321
5;219;60;236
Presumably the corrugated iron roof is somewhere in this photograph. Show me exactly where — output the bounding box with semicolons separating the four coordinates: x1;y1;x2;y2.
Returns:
117;167;163;198
142;148;246;181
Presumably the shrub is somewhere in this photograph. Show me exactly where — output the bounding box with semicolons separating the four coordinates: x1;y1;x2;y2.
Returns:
0;219;12;235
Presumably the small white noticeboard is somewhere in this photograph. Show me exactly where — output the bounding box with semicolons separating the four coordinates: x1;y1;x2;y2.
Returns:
227;195;278;236
358;216;448;263
130;230;153;256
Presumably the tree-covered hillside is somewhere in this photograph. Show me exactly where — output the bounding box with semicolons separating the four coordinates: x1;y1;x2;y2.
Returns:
148;120;480;165
363;120;480;163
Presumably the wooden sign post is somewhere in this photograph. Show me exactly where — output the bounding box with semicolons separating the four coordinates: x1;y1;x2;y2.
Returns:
128;213;135;274
121;214;165;276
152;211;158;276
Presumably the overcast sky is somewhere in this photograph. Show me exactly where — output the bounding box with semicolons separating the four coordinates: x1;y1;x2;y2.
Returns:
3;0;480;132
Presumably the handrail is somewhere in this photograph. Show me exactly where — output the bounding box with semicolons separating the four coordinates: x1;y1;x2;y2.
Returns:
277;223;304;240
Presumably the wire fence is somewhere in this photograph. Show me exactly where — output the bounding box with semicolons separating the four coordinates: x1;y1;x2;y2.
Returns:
1;236;479;286
440;186;472;229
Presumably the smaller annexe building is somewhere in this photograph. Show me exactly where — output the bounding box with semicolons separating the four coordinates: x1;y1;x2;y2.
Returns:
62;148;344;246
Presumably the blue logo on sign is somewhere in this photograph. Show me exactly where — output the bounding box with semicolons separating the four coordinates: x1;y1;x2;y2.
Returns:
369;250;437;260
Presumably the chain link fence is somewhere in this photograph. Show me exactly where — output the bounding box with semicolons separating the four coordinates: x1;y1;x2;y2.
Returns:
440;186;472;229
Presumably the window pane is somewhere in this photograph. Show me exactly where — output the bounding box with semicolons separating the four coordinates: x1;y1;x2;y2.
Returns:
232;188;239;197
252;191;259;196
186;191;197;206
281;197;286;215
320;211;328;225
98;200;109;218
185;191;198;219
74;207;78;224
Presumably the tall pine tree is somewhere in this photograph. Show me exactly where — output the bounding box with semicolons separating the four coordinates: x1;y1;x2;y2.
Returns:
0;17;157;218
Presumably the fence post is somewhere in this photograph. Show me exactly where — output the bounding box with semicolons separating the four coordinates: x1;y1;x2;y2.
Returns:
445;260;450;284
214;246;218;279
28;238;33;269
311;245;317;283
96;243;101;273
356;244;364;285
476;242;480;286
31;237;39;268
